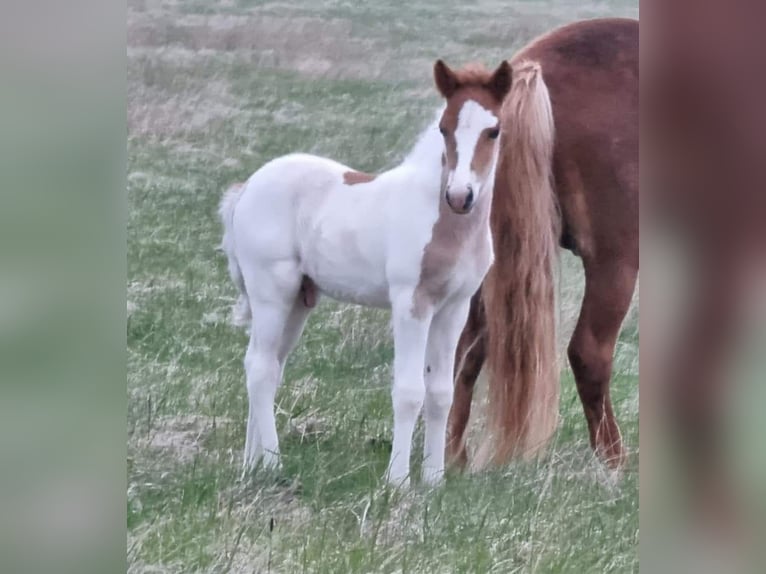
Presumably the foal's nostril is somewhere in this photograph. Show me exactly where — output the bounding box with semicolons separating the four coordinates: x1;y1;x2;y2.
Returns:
464;188;474;210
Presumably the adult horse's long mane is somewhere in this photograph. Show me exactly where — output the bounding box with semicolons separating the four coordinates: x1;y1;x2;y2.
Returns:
477;62;561;465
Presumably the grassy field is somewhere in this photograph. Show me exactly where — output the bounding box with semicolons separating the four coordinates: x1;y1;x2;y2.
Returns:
127;1;639;572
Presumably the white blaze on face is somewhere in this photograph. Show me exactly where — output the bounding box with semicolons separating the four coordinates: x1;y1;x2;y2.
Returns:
448;100;498;200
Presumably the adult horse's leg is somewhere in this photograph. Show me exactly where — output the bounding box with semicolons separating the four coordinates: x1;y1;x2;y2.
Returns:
388;290;432;487
567;258;637;467
242;263;303;471
423;298;472;484
446;291;486;468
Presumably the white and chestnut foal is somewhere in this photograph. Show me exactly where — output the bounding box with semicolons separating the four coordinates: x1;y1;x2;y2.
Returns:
220;60;512;486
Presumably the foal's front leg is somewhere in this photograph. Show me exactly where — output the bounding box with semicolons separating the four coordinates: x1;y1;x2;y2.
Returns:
423;298;471;484
387;292;432;487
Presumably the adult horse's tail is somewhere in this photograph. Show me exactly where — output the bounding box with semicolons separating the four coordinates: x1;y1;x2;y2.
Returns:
477;61;561;466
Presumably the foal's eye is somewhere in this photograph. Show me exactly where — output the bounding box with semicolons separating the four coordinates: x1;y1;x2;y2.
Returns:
487;127;500;140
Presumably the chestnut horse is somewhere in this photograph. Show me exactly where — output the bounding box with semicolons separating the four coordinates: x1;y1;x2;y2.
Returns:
443;18;639;468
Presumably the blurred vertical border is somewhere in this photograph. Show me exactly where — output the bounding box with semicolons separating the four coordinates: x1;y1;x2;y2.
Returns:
642;0;766;572
3;0;766;571
0;1;126;573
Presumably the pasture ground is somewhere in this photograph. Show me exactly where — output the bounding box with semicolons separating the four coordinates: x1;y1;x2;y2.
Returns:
127;1;639;572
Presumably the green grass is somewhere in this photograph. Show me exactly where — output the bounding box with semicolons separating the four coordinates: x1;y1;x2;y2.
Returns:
128;1;639;571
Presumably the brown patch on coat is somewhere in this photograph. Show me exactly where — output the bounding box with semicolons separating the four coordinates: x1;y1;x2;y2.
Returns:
343;170;377;185
470;126;498;180
411;190;491;319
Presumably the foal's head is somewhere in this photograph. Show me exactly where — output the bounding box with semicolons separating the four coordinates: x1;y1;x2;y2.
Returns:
433;60;512;214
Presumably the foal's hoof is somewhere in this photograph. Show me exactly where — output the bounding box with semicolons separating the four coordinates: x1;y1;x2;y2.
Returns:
384;474;411;489
240;457;283;482
241;460;259;481
421;468;445;486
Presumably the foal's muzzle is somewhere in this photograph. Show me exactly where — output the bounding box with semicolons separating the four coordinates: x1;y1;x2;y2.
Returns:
446;185;474;214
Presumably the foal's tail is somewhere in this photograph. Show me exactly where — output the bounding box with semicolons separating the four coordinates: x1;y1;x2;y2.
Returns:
219;182;251;327
476;61;561;467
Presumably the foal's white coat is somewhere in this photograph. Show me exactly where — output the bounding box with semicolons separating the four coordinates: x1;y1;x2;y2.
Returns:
220;107;498;486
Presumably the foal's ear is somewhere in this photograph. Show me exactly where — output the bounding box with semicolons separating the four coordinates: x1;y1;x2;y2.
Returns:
434;59;459;98
487;60;513;101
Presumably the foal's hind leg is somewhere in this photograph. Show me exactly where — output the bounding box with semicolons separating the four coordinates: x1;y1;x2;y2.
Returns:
243;296;312;473
568;259;637;467
446;291;487;469
241;263;304;471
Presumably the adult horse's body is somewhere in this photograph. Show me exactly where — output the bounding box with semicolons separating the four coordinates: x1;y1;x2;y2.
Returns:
220;62;511;485
446;18;639;467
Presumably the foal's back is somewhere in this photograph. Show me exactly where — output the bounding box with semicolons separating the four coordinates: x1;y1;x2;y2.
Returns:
233;152;407;308
238;153;346;223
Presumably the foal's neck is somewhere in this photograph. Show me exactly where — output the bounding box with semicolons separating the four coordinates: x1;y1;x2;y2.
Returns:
397;120;446;192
